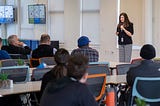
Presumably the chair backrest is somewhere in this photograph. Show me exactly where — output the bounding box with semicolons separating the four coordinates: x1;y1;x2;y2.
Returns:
131;58;142;65
0;66;30;83
30;58;40;68
9;54;28;59
31;68;52;81
1;59;18;67
87;64;111;75
87;73;106;101
131;77;160;105
116;64;138;75
39;57;56;66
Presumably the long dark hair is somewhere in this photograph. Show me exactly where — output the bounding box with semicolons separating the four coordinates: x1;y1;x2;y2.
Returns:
117;12;132;28
51;48;70;80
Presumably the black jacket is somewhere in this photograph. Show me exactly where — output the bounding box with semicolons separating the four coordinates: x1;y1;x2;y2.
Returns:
32;44;54;58
2;44;31;55
117;23;134;45
40;77;98;106
127;60;160;86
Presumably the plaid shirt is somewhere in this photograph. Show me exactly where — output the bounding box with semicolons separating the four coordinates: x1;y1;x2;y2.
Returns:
71;47;99;62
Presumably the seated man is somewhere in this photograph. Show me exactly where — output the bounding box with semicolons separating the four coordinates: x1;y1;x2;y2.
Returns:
2;35;31;59
0;37;11;60
127;44;160;106
40;54;98;106
71;36;99;62
32;34;57;58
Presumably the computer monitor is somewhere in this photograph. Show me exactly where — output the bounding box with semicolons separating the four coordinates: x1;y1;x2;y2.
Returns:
50;41;59;49
0;5;15;24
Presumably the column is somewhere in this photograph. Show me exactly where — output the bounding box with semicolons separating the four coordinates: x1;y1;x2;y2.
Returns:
144;0;152;44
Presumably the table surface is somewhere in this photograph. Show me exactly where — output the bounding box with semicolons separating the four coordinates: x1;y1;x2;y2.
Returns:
0;74;126;97
0;81;41;96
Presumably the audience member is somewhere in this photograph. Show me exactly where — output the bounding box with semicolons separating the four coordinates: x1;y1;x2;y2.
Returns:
126;44;160;106
40;54;98;106
32;34;57;58
2;35;31;57
71;36;99;62
40;48;70;99
0;37;11;60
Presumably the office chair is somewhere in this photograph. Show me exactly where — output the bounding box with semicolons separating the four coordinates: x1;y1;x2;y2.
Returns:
130;58;142;65
30;58;40;67
87;73;106;105
31;68;52;81
130;77;160;105
0;66;30;83
1;59;18;67
9;54;28;59
87;64;111;75
116;64;138;75
39;57;56;66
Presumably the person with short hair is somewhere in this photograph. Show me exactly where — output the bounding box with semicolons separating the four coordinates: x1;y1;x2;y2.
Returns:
40;54;98;106
0;37;11;60
126;44;160;106
2;35;31;56
71;36;99;62
32;34;57;58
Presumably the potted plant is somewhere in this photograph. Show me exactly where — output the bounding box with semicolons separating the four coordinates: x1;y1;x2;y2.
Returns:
17;59;25;66
135;97;147;106
0;73;12;89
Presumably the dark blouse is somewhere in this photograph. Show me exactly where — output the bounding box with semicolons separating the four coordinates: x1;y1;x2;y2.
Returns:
117;23;134;45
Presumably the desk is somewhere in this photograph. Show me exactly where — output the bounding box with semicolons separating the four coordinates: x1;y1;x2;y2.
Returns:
109;61;129;69
107;75;126;83
0;75;126;97
0;81;41;97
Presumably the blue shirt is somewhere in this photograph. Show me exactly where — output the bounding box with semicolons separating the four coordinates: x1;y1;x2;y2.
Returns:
0;50;11;60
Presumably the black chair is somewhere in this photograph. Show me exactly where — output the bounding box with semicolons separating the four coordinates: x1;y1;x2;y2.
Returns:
0;66;30;83
87;64;111;75
9;54;28;59
1;59;18;67
130;77;160;105
39;57;56;66
116;64;138;75
31;68;52;81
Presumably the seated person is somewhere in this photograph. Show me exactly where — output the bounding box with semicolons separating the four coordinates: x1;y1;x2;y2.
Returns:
71;36;99;62
0;37;11;60
40;54;98;106
32;34;57;58
40;48;70;100
2;35;31;59
127;44;160;106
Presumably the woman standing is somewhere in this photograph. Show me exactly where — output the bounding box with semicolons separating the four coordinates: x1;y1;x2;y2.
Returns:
116;12;134;62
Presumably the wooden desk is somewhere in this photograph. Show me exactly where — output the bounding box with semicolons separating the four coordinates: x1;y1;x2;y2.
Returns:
0;81;41;97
